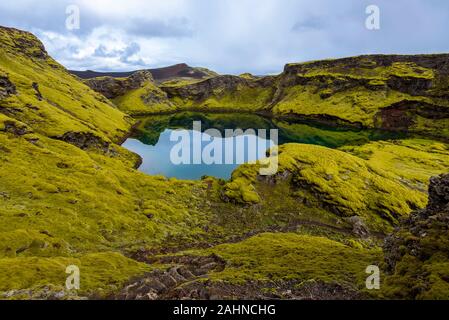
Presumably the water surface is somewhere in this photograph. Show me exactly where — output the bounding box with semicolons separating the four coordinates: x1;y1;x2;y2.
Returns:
123;112;405;180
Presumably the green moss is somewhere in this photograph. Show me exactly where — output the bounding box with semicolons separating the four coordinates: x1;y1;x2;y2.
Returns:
224;173;261;204
0;27;132;142
168;83;275;112
0;132;214;253
0;252;151;297
0;32;217;294
273;84;423;126
113;82;174;115
383;254;449;300
340;138;449;192
187;233;382;291
224;143;428;232
159;78;207;87
289;60;435;80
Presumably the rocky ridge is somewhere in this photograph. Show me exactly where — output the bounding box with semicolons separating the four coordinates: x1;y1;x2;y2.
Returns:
383;173;449;299
88;54;449;139
84;70;154;99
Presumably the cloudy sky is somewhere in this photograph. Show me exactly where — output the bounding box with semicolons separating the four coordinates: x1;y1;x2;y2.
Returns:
1;0;448;74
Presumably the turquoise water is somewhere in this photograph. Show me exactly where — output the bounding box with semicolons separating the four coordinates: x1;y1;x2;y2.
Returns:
123;112;406;180
124;129;275;180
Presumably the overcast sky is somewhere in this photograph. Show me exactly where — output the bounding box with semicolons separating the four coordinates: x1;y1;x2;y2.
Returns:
1;0;448;74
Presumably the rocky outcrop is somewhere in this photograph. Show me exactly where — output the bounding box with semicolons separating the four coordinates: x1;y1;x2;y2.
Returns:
0;26;48;60
385;173;449;270
84;70;154;99
140;86;172;106
276;54;449;101
428;174;449;210
374;100;449;131
152;54;449;138
114;254;226;300
2;120;30;136
161;75;275;107
113;253;362;300
54;131;110;152
161;74;276;102
0;75;16;99
283;54;449;76
383;173;449;299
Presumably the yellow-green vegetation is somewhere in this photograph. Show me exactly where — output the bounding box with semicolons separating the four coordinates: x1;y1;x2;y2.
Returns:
0;27;131;142
188;233;382;291
383;254;449;299
273;58;449;137
238;73;257;80
169;83;275;112
113;81;174;115
413;114;449;141
0;27;215;297
273;84;419;126
2;27;449;299
286;60;435;80
0;252;151;298
159;78;207;87
0;133;213;252
0;120;217;297
225;143;429;231
340;138;449;192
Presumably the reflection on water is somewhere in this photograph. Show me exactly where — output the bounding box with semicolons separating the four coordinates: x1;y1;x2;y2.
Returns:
124;128;275;180
123;112;407;180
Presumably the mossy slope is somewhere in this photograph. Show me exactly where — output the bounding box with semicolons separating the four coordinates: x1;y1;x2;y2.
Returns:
0;27;132;143
0;26;213;297
189;233;382;293
223;142;449;233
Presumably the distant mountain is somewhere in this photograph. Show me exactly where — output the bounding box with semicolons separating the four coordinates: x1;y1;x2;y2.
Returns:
69;63;218;82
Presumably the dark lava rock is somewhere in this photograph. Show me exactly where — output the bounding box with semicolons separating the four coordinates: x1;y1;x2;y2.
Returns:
113;254;226;300
383;173;449;299
55;131;110;152
161;75;275;102
428;174;449;211
3;121;29;136
0;76;16;99
32;82;43;101
84;70;154;99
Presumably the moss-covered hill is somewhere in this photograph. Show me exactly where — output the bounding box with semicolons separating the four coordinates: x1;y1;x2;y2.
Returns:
1;26;449;299
0;26;217;297
98;53;449;141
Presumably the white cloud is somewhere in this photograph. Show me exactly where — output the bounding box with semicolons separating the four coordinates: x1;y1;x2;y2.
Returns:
1;0;449;74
